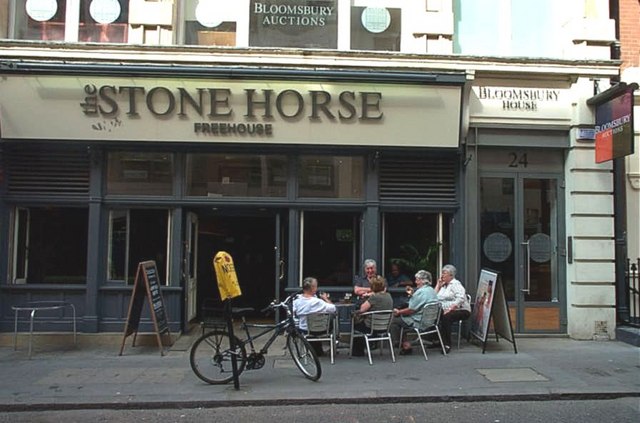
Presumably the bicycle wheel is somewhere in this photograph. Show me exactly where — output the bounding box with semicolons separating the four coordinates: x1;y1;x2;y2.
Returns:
286;332;321;381
190;330;247;385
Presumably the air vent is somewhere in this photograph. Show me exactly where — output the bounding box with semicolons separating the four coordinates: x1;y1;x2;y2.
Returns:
379;154;458;208
4;145;90;198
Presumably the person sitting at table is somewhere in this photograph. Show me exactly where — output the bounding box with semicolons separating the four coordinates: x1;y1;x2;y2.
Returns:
387;262;413;288
293;276;337;356
435;264;471;353
389;270;438;355
353;258;380;298
351;276;393;356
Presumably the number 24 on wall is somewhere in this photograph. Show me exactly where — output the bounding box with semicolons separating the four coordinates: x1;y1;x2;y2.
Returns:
508;152;528;168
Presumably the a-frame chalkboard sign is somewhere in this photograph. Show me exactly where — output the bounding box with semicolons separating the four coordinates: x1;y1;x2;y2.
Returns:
119;260;171;356
470;268;517;354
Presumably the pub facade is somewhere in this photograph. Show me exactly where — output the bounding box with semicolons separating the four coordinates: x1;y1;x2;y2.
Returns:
0;0;624;340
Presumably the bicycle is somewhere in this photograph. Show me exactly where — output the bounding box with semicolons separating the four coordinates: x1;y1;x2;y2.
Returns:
189;293;321;384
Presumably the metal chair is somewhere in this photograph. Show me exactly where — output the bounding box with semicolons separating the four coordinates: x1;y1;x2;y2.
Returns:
399;301;447;360
301;312;336;364
350;310;396;365
452;294;472;349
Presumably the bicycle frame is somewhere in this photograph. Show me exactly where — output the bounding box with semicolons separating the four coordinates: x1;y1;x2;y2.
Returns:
236;294;299;355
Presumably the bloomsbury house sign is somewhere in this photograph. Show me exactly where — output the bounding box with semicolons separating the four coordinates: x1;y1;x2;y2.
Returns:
249;0;338;48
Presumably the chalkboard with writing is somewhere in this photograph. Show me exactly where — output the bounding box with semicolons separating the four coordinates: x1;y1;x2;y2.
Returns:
119;261;171;356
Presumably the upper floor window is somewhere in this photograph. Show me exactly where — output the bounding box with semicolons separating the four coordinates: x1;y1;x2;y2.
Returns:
453;0;563;58
16;0;67;41
350;6;401;52
11;0;129;43
183;0;237;46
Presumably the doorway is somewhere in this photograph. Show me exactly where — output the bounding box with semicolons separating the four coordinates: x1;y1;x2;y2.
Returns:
479;174;565;333
190;211;285;320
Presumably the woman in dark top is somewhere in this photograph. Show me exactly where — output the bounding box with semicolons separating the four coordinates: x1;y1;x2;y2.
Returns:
351;276;393;356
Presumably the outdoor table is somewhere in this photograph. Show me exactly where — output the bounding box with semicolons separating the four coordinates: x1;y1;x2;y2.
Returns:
12;301;77;359
334;302;356;343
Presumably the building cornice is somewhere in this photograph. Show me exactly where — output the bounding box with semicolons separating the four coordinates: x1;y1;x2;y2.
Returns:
0;41;620;80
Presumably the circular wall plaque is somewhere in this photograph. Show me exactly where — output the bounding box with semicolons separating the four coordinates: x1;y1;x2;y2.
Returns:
483;232;512;263
90;0;121;24
196;0;223;28
529;233;552;263
361;7;391;34
26;0;58;22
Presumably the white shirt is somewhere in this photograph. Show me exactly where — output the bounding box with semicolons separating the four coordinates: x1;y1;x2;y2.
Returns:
437;278;471;313
293;295;336;331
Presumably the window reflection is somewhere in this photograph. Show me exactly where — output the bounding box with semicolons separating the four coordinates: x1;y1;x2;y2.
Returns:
107;152;174;196
186;153;287;197
298;156;364;199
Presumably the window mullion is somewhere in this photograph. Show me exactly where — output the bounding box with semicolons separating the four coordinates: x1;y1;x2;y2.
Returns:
65;0;80;42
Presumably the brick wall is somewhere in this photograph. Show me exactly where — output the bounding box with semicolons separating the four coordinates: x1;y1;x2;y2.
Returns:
619;0;640;68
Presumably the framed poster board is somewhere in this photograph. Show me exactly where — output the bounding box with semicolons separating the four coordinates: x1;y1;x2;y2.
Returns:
119;261;171;356
470;268;517;354
470;269;497;341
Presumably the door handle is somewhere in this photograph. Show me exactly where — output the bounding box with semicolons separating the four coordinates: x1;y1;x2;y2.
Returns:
279;259;285;280
521;240;530;293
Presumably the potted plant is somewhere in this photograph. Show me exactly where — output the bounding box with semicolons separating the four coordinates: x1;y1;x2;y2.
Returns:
390;242;441;278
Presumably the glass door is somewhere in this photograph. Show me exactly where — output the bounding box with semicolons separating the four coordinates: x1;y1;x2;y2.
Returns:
185;212;198;322
480;174;563;333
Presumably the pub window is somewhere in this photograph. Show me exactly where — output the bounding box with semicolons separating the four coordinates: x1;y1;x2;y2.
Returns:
107;152;174;196
183;0;237;46
382;213;450;280
297;155;364;199
185;153;287;197
107;209;170;285
10;206;88;284
301;211;360;287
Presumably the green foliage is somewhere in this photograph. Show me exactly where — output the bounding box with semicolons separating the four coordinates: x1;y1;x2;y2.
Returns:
390;242;441;277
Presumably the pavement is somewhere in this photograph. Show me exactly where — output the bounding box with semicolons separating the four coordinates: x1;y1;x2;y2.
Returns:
0;329;638;411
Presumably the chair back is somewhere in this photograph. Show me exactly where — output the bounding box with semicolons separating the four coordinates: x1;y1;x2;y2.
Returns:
364;310;393;333
417;301;441;330
305;312;333;335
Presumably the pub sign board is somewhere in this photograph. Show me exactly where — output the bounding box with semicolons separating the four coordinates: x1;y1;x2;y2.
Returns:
249;0;338;48
119;260;171;356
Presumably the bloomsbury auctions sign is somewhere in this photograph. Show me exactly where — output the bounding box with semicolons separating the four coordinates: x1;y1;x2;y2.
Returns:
588;82;637;164
249;0;337;48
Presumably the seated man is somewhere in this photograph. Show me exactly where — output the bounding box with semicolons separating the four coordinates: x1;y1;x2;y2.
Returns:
389;270;438;355
353;258;379;298
293;276;336;356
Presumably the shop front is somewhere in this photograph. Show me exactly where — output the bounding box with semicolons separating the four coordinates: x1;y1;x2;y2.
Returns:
0;64;466;333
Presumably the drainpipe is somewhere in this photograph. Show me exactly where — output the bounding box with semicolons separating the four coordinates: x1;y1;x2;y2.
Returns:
610;0;629;324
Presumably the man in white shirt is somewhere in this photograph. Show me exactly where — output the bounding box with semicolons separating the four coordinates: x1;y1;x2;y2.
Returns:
293;277;336;355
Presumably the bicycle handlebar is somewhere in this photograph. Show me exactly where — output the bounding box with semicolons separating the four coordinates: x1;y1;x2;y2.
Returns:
263;292;301;314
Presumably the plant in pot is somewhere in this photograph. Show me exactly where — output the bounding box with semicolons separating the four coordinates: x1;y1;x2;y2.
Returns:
390;242;441;279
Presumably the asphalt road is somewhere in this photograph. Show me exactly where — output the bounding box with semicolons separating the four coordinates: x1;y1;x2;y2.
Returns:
1;398;638;423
